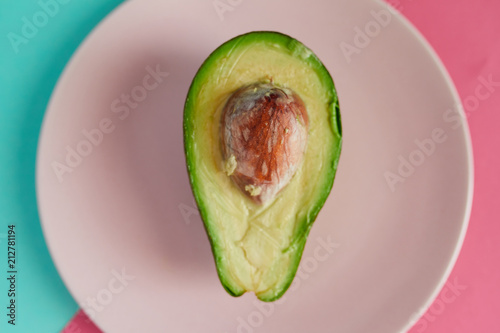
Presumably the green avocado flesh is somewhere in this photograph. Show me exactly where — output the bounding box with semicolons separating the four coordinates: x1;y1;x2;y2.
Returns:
183;31;342;301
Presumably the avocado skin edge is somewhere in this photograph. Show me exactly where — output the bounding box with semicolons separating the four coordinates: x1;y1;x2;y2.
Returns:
183;31;343;302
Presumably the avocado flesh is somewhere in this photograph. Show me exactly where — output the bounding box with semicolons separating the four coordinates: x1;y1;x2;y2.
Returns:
184;31;342;301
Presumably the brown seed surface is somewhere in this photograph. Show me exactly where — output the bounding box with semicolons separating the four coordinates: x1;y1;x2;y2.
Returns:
220;82;309;204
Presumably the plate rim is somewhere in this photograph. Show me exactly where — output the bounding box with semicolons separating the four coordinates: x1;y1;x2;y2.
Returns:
372;0;474;331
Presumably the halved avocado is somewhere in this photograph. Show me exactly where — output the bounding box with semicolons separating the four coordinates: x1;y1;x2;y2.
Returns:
183;31;342;302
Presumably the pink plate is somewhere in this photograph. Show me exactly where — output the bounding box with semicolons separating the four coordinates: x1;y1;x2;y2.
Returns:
37;0;473;332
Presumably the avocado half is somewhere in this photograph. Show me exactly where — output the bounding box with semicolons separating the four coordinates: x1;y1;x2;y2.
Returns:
183;31;342;302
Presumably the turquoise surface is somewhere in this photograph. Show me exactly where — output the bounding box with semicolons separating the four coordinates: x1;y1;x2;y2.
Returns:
0;1;124;332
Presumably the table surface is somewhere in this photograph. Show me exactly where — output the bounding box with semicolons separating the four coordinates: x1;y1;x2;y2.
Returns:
1;0;499;332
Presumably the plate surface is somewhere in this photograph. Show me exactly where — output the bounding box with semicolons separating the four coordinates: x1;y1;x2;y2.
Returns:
37;0;473;332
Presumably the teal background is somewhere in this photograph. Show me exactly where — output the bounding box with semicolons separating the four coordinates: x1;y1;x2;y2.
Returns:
0;1;124;332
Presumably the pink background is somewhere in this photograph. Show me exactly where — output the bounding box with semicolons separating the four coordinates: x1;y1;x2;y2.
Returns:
62;0;500;332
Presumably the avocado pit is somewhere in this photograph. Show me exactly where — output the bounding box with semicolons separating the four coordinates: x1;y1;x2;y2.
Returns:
221;82;309;204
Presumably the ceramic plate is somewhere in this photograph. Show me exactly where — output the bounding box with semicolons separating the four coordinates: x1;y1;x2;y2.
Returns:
37;0;473;332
